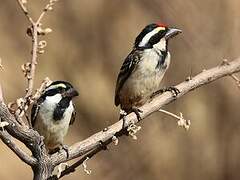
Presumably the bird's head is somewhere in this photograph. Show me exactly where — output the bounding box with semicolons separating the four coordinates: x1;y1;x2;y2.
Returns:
44;81;79;99
134;23;182;49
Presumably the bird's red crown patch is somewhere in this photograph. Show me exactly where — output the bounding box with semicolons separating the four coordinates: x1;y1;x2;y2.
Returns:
157;23;167;28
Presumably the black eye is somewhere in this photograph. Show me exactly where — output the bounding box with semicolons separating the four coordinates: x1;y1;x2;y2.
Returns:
44;89;58;96
57;87;65;93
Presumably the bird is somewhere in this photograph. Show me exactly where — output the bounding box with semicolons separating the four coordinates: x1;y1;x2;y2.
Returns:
115;23;182;120
31;81;79;154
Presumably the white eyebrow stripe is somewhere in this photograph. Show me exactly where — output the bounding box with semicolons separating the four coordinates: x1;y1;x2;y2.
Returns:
139;27;165;47
45;83;66;91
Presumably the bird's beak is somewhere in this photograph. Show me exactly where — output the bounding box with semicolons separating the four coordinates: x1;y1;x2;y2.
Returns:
63;88;79;98
165;28;182;39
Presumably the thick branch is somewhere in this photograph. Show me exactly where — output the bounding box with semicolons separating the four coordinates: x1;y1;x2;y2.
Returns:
0;85;36;166
0;101;44;157
0;130;36;166
51;57;240;166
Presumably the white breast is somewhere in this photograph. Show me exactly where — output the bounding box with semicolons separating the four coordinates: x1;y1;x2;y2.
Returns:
34;94;74;149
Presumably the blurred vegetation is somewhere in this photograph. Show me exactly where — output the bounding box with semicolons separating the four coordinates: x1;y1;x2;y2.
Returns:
0;0;240;179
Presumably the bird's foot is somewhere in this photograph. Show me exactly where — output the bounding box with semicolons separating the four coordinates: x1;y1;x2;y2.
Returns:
60;144;70;158
131;107;143;121
119;109;128;130
151;86;180;98
119;109;127;119
165;86;180;98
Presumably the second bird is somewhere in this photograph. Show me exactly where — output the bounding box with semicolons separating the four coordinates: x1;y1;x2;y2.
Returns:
31;81;79;153
115;23;182;119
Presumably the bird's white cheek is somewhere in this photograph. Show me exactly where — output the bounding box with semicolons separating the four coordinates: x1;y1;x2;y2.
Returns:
153;39;167;51
45;94;62;104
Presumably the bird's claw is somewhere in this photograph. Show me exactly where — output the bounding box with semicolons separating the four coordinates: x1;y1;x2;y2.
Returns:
166;86;180;97
132;107;143;121
152;86;180;98
60;144;70;158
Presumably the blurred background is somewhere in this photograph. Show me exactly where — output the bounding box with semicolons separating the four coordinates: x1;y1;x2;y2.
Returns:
0;0;240;179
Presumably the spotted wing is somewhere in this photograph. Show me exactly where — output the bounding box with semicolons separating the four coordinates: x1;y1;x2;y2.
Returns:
114;49;142;106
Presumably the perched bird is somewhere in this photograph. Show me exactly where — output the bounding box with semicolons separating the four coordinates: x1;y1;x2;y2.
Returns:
115;23;182;120
31;81;79;153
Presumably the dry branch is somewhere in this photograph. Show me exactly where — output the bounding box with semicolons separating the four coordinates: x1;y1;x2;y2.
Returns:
0;129;36;165
230;74;240;89
51;57;240;167
0;56;240;179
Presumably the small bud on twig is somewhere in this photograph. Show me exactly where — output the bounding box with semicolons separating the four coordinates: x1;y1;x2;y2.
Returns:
57;163;69;178
112;136;119;145
159;109;191;130
38;41;47;49
127;124;141;140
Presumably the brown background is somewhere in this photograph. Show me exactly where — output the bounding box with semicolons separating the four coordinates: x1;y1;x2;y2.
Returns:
0;0;240;179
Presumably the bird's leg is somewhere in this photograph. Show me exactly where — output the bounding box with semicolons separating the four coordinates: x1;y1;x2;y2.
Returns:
60;144;70;158
164;86;180;97
119;109;128;130
119;109;130;135
131;106;143;121
151;86;180;98
119;108;142;137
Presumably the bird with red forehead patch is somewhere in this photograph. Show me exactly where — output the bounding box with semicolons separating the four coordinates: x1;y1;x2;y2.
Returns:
115;23;182;121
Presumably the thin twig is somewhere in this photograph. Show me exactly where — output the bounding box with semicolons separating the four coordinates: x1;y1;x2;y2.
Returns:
16;0;34;24
49;146;104;179
16;0;58;118
36;0;59;25
32;77;52;101
230;74;240;89
159;109;190;130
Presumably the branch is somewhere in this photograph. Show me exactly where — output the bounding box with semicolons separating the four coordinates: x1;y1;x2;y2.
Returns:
49;147;103;179
16;0;34;24
158;109;190;130
0;85;36;166
230;74;240;89
14;0;57;121
36;0;59;25
24;23;38;98
0;129;36;166
51;57;240;166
